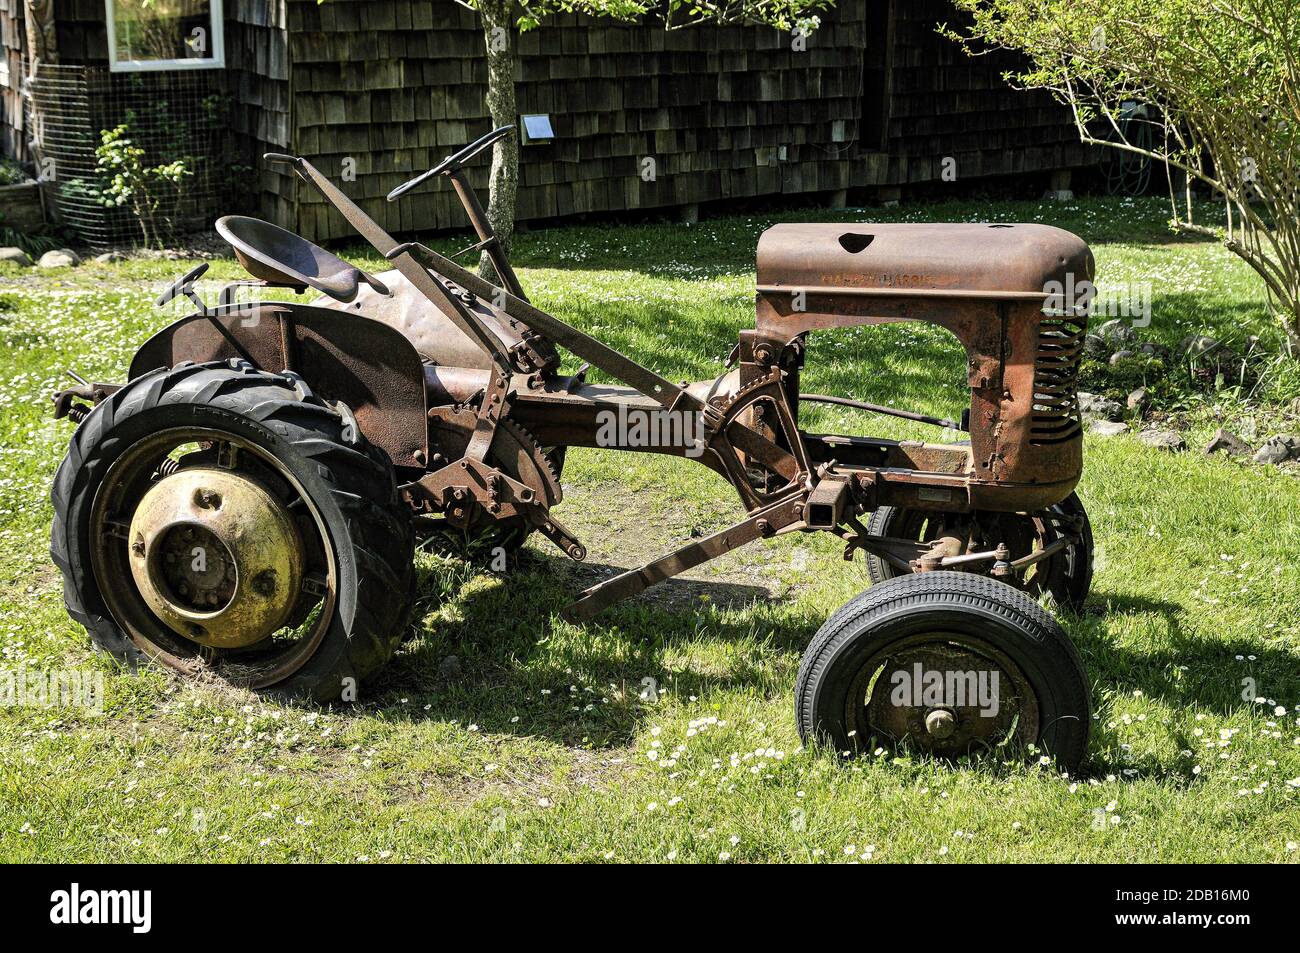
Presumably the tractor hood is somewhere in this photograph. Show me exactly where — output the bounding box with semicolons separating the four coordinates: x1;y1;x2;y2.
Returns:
756;221;1093;297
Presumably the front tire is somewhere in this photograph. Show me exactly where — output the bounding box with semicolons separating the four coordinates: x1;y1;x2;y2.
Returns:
50;360;415;702
864;493;1094;611
795;572;1090;772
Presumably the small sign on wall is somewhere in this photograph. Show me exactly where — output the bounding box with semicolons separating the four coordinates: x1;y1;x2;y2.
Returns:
520;114;554;145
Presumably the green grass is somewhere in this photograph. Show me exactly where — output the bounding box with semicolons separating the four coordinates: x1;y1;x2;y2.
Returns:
2;196;1299;863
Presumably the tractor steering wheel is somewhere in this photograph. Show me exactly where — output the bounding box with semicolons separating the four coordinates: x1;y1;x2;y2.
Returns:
386;125;515;202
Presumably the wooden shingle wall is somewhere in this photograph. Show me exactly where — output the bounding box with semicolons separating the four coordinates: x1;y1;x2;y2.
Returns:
225;0;294;224
0;0;24;160
879;0;1091;186
52;0;106;62
286;0;1090;243
3;0;1095;241
288;0;871;241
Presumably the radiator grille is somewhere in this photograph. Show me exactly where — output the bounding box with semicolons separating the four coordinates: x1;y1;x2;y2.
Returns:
1030;316;1087;445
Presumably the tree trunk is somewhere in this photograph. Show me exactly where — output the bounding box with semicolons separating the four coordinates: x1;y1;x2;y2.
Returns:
23;0;57;169
478;0;517;282
23;0;57;69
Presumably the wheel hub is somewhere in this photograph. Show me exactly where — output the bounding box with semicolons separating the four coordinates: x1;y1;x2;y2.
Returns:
864;641;1038;756
127;467;304;649
924;708;957;739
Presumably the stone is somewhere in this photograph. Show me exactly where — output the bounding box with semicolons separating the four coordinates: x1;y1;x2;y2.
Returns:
1138;429;1187;452
1126;387;1149;412
1078;391;1122;421
1253;435;1300;465
1089;420;1129;437
0;246;32;266
1204;428;1249;456
437;655;463;680
1083;334;1109;358
1094;319;1136;347
93;251;126;263
37;248;80;268
1109;349;1135;365
1136;340;1169;359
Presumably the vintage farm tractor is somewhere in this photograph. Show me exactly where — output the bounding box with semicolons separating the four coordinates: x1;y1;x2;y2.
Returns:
50;127;1096;769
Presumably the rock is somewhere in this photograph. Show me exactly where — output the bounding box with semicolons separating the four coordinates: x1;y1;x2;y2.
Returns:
1078;391;1122;421
1126;387;1149;413
1089;420;1129;437
1136;340;1169;360
93;251;126;263
437;655;463;680
1083;333;1109;358
1094;318;1136;346
0;246;32;266
1138;429;1187;452
1204;428;1249;456
1253;435;1300;465
1109;349;1135;365
37;248;80;268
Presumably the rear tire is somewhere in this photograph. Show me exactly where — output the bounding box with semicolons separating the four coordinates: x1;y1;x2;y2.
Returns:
795;572;1090;772
50;360;415;703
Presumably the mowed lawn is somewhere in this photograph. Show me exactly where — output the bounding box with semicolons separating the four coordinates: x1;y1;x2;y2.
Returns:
1;196;1298;863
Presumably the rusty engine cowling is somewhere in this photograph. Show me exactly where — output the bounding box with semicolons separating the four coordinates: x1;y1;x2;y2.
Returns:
754;222;1094;512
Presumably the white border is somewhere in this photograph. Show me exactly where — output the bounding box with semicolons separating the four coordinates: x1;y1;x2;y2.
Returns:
105;0;225;73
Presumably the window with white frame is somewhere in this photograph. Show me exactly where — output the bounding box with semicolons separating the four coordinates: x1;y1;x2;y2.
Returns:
105;0;225;72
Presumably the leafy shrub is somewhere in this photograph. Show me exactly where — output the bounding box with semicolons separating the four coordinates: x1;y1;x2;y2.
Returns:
95;122;190;248
0;159;28;186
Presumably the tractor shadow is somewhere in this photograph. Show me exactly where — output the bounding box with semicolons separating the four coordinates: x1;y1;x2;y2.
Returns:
373;553;1299;771
1059;590;1300;778
371;550;818;747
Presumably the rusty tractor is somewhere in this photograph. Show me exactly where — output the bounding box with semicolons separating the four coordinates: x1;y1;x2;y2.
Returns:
51;127;1095;770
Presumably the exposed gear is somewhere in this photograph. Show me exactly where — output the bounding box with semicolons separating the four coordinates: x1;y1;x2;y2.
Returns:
419;407;564;556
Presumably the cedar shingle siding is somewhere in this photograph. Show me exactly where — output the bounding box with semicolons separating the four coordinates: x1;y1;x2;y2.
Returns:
1;0;1091;242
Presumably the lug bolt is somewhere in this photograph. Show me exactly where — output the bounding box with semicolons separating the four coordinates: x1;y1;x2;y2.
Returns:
253;570;277;597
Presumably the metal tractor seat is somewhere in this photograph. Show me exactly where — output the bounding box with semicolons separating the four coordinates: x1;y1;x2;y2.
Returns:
216;215;390;302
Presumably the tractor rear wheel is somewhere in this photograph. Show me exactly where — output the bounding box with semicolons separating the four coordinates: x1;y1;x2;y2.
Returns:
50;360;415;702
864;493;1093;611
796;572;1091;772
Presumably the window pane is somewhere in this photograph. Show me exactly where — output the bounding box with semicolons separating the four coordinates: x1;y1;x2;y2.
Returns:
112;1;216;63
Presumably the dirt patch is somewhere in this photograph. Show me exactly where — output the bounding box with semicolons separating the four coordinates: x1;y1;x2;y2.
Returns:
543;482;798;612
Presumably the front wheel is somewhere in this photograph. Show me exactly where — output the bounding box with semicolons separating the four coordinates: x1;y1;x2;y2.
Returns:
864;493;1094;611
795;572;1091;772
50;360;415;702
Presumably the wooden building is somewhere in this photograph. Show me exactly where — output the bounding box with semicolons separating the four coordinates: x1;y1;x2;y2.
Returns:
1;1;1092;243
